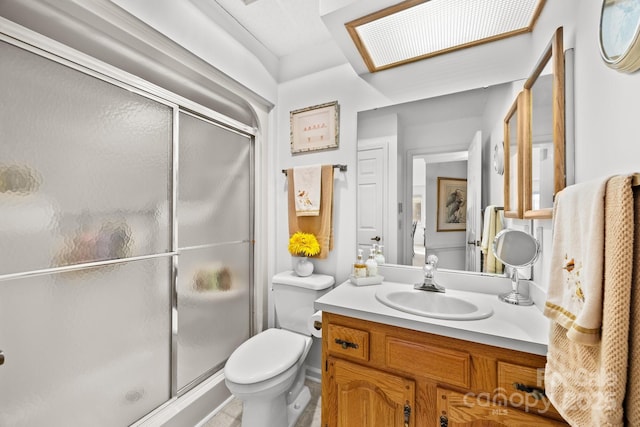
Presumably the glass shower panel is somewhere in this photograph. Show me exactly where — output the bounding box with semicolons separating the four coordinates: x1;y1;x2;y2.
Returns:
0;257;172;427
176;243;251;389
0;40;172;276
178;112;251;247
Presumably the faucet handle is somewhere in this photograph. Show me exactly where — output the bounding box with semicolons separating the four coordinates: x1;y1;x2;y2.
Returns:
426;255;439;267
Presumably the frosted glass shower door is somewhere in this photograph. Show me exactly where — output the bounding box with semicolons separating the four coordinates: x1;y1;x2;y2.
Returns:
0;40;173;426
176;112;252;390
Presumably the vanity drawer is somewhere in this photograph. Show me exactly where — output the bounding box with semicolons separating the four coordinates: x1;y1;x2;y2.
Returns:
386;337;470;388
327;324;370;362
497;361;562;420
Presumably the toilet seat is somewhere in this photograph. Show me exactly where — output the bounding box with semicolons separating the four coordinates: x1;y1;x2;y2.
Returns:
225;328;307;384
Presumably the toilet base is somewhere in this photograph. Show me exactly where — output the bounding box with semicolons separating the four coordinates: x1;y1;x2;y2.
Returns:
286;385;311;427
239;384;311;427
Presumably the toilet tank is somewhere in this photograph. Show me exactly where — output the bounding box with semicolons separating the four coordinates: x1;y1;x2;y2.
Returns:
272;271;334;335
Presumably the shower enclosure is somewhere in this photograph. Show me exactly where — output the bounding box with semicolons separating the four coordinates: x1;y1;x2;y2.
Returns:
0;32;254;426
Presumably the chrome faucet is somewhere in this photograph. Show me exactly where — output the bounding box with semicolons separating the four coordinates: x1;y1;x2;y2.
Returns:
414;255;445;292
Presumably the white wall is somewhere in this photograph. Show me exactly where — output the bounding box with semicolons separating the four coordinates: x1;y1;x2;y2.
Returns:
275;64;391;284
573;4;640;180
275;0;640;300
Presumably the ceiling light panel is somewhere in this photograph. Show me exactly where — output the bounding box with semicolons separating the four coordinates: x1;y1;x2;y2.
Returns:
347;0;546;72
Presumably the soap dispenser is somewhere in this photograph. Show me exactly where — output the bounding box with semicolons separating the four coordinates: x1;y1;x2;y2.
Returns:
353;249;367;278
365;248;378;277
374;244;385;265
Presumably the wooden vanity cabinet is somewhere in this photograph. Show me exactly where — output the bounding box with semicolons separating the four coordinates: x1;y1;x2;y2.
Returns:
321;312;567;427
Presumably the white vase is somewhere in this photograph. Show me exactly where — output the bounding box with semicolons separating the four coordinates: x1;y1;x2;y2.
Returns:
294;256;314;277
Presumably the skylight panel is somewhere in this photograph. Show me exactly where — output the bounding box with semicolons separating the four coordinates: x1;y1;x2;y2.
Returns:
346;0;546;72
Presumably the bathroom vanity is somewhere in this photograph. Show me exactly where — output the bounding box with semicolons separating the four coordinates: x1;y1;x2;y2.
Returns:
315;274;568;426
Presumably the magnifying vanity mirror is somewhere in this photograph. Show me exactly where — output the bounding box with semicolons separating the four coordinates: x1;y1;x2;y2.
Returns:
492;229;540;305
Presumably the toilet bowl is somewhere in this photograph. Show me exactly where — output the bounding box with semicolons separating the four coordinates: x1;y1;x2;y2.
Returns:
224;271;334;427
225;329;312;427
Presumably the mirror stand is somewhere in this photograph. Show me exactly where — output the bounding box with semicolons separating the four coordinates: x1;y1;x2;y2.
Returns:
492;228;540;306
499;267;533;305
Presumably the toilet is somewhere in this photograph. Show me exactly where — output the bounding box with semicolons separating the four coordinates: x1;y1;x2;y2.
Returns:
224;271;334;427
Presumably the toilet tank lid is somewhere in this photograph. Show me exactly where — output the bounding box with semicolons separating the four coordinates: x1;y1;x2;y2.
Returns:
272;271;334;290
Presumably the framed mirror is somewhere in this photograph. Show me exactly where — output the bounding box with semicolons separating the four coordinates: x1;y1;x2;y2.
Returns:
522;27;566;219
503;91;526;219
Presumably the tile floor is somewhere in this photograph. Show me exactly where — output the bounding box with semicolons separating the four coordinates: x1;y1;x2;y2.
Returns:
201;379;321;427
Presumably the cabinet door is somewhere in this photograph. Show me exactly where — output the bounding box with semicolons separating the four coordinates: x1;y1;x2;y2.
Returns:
327;357;415;427
437;388;567;426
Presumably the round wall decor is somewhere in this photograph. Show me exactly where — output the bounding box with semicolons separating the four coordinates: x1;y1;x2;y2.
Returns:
493;141;505;175
599;0;640;72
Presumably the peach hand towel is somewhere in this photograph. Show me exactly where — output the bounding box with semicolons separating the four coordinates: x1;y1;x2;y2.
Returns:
481;206;504;274
545;175;635;426
287;165;334;259
624;184;640;426
293;165;321;216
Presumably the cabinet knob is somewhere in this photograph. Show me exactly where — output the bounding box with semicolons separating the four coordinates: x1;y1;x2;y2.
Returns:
334;338;358;350
0;350;4;366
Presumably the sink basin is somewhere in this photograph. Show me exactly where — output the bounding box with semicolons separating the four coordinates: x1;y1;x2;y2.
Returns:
375;287;493;320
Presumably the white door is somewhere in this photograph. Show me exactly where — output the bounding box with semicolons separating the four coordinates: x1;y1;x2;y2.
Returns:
357;148;385;254
465;131;482;271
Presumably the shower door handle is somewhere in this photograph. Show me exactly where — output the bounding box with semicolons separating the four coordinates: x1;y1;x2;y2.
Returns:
0;350;4;365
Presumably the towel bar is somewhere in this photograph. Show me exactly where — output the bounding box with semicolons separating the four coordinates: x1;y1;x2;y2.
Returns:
281;164;347;175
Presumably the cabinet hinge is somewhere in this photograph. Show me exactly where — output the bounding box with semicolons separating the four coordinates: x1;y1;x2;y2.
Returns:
439;415;448;427
404;403;411;427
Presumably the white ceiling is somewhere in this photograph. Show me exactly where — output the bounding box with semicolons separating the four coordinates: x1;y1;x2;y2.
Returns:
212;0;333;58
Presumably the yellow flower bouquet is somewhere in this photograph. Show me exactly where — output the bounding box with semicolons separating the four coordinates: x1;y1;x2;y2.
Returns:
288;231;320;257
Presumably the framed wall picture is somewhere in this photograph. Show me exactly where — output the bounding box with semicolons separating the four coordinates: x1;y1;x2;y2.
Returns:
290;101;339;154
436;177;467;232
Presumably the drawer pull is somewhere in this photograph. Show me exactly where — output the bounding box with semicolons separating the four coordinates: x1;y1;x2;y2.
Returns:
513;382;546;400
334;338;359;350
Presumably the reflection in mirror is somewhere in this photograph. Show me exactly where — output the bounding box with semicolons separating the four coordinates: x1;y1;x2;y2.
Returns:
529;73;554;211
504;91;525;219
411;151;468;269
492;228;540;305
357;81;519;274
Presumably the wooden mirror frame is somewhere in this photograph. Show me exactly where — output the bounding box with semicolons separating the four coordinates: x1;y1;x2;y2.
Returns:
503;91;527;219
522;27;565;219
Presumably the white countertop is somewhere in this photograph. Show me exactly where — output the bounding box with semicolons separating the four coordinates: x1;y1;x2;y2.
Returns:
314;279;551;356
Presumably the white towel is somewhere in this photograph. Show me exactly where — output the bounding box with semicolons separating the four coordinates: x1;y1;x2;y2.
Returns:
544;177;609;345
480;206;504;274
293;165;321;216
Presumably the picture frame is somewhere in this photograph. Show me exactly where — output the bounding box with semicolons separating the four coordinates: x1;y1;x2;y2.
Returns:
290;101;339;154
436;177;467;232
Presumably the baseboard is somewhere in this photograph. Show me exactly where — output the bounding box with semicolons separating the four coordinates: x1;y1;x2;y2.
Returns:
305;365;322;383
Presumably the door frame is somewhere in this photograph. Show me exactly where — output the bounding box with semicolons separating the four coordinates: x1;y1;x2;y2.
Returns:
404;148;469;266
